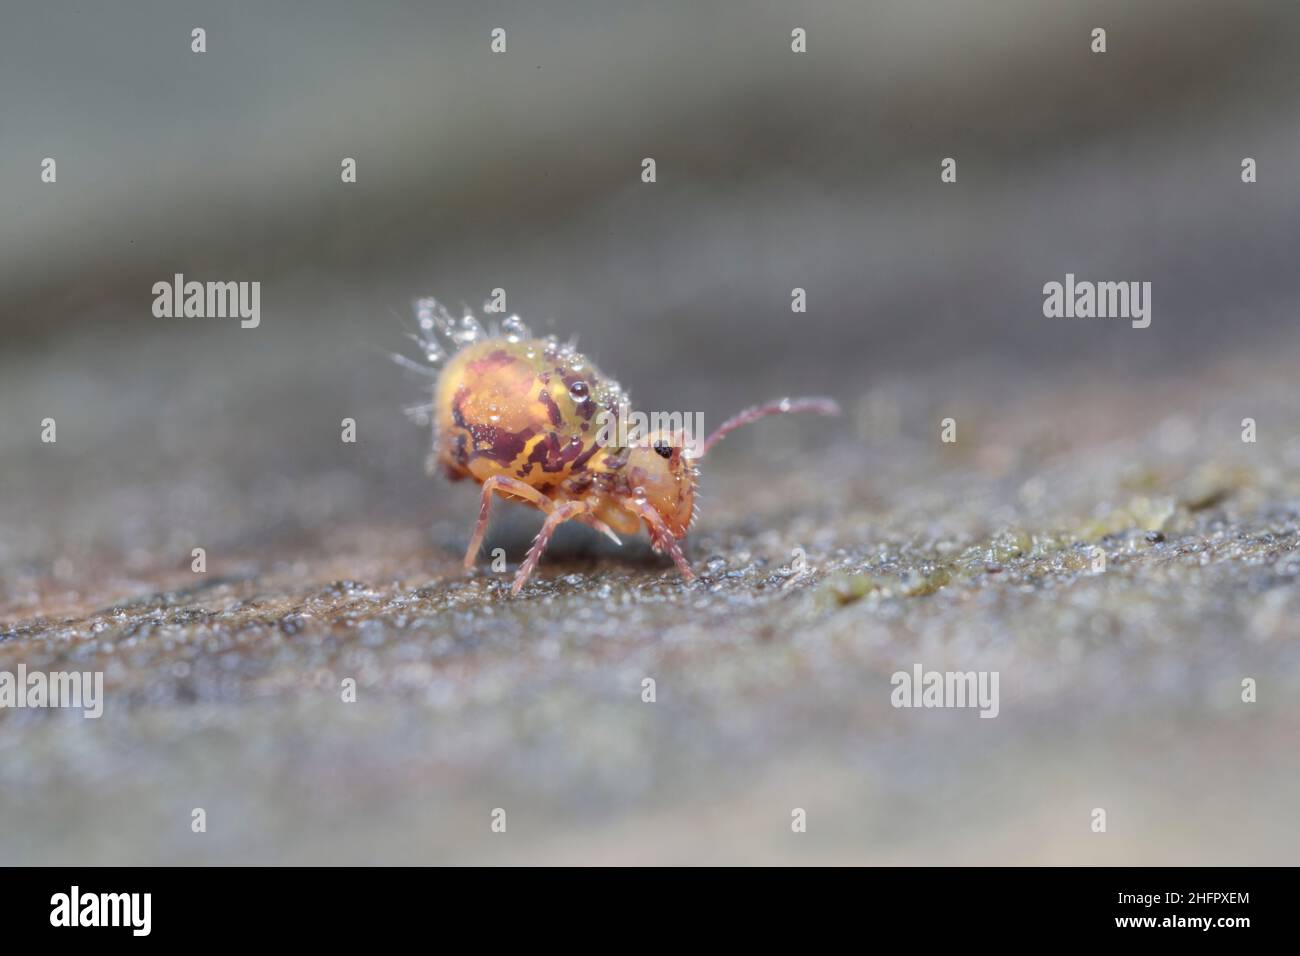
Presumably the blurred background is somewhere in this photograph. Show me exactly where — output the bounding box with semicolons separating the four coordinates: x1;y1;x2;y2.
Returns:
1;0;1298;864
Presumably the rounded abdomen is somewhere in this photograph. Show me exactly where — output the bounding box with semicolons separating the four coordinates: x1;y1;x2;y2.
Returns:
434;337;627;491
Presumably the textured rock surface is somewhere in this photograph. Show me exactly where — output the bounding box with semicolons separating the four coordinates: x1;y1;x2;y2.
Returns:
3;319;1297;864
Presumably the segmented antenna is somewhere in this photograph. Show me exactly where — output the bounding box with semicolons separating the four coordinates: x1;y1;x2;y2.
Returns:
696;397;840;458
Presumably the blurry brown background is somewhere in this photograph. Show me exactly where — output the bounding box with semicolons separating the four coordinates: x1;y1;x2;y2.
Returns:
1;0;1297;864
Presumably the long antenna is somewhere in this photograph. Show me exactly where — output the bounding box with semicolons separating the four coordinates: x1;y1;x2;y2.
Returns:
696;397;840;458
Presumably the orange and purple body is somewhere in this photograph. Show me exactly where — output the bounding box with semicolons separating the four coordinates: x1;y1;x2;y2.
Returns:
424;311;837;594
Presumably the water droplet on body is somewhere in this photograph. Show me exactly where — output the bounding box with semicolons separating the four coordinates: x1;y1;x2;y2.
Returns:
454;314;484;346
501;314;530;342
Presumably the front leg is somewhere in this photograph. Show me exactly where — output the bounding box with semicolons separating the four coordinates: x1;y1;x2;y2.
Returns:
512;500;589;595
630;500;696;583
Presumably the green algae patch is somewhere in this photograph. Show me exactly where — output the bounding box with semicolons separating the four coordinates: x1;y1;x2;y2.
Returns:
1079;496;1177;540
816;564;953;607
816;570;886;607
899;565;952;597
990;528;1032;562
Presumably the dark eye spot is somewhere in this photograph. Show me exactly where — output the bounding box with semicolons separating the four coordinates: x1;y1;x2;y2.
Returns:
653;441;672;459
568;381;589;401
